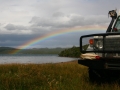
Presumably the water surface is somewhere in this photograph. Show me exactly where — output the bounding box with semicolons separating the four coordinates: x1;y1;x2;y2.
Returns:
0;54;77;64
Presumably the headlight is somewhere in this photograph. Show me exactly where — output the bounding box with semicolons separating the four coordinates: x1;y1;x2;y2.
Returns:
96;40;103;49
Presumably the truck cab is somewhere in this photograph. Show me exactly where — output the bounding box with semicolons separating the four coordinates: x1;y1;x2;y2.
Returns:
78;10;120;82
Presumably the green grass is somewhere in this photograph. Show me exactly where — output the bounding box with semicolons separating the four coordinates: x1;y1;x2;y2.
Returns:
0;61;120;90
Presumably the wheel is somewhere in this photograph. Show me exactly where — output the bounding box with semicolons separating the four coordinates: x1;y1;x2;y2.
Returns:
88;68;102;82
89;68;120;83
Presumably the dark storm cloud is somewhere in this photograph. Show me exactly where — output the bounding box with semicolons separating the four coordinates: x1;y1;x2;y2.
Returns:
0;34;41;47
4;24;28;30
0;30;105;48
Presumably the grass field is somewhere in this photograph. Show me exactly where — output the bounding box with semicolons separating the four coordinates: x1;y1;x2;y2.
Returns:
0;60;120;90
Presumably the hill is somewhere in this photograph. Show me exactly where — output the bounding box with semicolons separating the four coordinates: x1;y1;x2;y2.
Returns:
0;47;16;54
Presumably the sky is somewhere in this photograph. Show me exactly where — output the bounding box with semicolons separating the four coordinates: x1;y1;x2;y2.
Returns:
0;0;120;48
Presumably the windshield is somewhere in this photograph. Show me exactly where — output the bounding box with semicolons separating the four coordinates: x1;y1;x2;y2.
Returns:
113;16;120;32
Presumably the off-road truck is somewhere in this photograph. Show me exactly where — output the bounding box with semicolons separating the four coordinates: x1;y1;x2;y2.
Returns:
78;10;120;82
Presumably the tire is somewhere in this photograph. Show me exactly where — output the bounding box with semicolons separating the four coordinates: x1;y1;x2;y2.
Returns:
88;68;102;82
89;68;120;83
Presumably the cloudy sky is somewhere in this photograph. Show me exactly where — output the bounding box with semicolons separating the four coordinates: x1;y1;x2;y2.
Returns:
0;0;120;48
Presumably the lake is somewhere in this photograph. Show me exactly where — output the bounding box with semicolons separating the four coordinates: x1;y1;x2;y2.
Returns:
0;54;77;64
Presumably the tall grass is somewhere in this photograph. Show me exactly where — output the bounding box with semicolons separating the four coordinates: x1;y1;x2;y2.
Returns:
0;61;120;90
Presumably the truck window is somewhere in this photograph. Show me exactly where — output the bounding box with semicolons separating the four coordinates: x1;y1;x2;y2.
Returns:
113;17;120;32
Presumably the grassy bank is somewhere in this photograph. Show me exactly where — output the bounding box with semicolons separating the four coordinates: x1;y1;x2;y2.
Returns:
0;61;120;90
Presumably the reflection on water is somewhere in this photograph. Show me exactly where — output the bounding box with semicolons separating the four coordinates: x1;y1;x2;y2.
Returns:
0;54;77;64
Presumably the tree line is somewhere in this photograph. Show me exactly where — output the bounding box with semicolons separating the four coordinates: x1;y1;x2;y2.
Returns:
58;45;89;58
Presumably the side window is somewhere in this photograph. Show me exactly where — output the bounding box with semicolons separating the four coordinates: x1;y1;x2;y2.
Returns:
113;17;120;32
115;21;120;29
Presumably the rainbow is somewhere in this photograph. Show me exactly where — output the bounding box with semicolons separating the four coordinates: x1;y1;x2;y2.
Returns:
11;25;106;54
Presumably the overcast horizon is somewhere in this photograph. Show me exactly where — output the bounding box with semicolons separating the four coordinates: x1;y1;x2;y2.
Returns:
0;0;119;48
